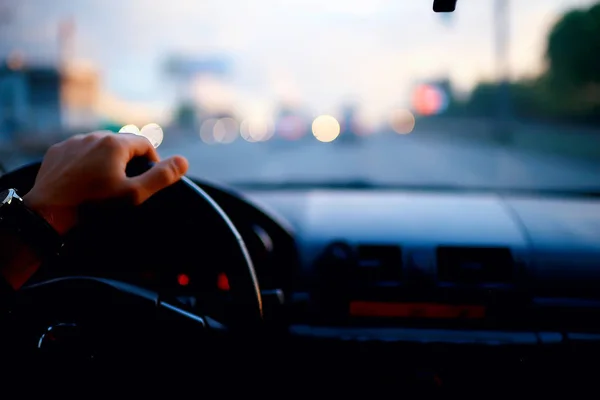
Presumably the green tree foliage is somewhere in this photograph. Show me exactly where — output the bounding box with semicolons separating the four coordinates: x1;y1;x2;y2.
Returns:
444;2;600;125
546;4;600;87
173;102;197;128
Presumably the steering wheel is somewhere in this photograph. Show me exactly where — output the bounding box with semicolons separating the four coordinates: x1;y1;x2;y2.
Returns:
0;158;263;361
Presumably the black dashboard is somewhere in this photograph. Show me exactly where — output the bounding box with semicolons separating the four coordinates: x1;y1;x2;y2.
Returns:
180;182;600;332
32;176;600;341
236;188;600;326
22;175;600;391
231;188;600;391
186;185;600;391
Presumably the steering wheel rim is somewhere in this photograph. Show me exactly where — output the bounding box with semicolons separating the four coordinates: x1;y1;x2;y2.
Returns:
0;160;263;331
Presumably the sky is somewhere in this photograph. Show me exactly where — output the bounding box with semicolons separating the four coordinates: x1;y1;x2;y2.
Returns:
0;0;597;125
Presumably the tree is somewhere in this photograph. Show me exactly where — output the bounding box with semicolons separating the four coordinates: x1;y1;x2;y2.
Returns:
545;3;600;87
446;2;600;124
173;102;197;128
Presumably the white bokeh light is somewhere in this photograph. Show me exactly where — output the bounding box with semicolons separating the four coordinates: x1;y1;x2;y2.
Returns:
119;124;141;135
240;117;274;142
389;109;416;134
199;118;218;144
312;115;340;143
140;123;164;148
213;118;239;144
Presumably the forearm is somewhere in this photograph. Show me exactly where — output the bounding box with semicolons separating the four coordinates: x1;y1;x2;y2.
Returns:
0;194;69;291
0;231;42;290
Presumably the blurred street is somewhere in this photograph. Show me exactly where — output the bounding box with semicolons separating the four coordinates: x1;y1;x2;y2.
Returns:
156;124;600;191
2;118;599;192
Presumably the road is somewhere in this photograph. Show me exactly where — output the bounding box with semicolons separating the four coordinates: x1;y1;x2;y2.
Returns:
157;131;600;191
2;125;598;191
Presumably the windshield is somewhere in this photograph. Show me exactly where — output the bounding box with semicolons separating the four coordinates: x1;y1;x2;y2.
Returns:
1;0;599;191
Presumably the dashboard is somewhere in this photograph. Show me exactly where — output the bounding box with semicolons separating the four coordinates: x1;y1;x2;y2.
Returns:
236;188;600;325
232;188;600;391
168;184;597;391
25;175;600;390
34;177;600;338
160;181;600;334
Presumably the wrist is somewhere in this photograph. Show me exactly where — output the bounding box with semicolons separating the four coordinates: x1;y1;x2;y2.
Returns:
22;195;76;236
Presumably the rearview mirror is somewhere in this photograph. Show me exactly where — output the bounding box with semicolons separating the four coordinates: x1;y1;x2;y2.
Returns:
433;0;457;12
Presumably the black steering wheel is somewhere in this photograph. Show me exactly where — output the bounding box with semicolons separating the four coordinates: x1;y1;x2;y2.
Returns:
0;158;263;362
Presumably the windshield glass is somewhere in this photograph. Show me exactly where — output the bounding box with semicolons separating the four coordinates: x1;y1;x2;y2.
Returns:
1;0;599;191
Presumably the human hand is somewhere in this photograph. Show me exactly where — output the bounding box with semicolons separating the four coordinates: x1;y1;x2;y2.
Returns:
23;131;189;235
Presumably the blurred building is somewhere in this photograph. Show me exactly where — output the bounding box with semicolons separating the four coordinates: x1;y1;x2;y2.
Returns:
0;56;102;144
0;60;102;134
60;63;101;131
165;54;232;105
0;58;62;141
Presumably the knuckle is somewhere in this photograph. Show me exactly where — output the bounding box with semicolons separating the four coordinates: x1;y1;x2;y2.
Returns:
98;133;122;150
84;131;105;142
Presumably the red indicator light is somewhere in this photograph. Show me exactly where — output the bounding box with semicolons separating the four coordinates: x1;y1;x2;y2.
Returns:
177;273;190;286
217;273;230;291
349;301;485;319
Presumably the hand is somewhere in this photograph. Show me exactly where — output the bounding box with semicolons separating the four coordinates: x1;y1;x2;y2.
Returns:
23;131;189;235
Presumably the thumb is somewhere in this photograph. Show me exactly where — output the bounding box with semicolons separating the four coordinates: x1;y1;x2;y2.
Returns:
128;156;189;204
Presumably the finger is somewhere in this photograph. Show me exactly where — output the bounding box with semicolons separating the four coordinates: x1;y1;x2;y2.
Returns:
120;133;160;162
127;155;189;204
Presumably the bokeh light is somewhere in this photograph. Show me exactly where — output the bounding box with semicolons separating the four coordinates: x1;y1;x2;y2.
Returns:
119;124;141;135
312;115;340;143
389;109;416;134
412;84;446;116
213;117;238;144
240;117;274;142
199;118;218;144
140;123;164;148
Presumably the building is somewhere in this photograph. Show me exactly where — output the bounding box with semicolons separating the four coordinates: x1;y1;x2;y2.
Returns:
0;59;62;141
60;63;101;131
0;55;103;143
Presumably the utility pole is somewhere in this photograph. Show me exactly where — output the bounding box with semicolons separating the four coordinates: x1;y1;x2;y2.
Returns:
440;9;454;115
0;3;14;49
494;0;512;145
0;2;13;28
58;18;76;70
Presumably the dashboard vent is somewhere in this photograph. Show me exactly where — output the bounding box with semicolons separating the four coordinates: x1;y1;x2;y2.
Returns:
355;245;402;283
436;246;514;284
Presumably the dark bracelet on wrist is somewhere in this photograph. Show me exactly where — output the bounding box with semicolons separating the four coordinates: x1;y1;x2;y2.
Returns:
0;189;64;261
